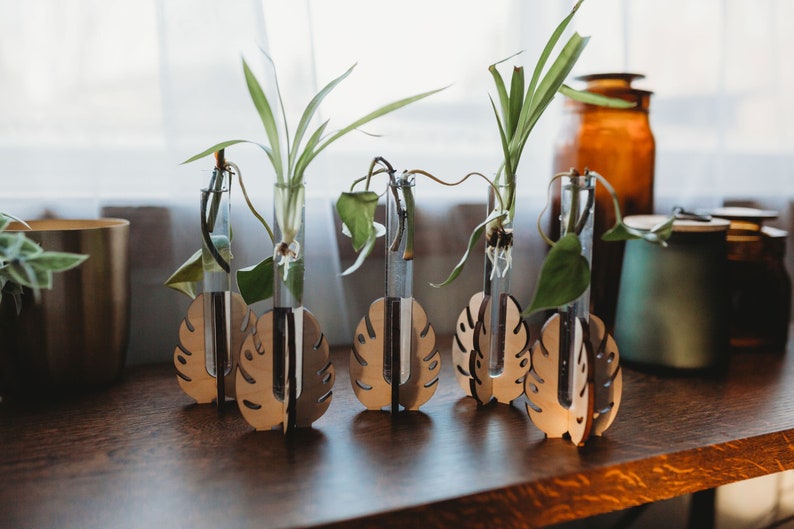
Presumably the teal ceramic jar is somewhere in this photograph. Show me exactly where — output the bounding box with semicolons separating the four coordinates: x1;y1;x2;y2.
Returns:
614;215;730;372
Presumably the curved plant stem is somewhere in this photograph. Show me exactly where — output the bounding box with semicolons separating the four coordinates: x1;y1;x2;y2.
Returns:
226;161;275;243
537;171;577;247
406;170;506;213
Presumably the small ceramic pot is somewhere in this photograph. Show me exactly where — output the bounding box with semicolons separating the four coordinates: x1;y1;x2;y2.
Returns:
614;215;730;372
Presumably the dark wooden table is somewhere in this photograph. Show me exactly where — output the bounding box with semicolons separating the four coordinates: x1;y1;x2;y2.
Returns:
2;331;794;529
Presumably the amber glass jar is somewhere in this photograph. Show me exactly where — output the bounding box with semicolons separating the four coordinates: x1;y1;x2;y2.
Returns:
712;207;791;351
551;73;655;331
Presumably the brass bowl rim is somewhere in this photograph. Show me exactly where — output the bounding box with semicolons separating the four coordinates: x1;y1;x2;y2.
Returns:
6;218;129;232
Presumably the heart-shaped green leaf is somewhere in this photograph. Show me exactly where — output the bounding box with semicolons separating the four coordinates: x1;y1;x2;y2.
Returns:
164;249;202;299
336;191;379;252
524;233;590;316
236;257;274;306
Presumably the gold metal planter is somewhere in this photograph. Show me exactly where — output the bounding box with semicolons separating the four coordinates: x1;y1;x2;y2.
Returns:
0;218;130;397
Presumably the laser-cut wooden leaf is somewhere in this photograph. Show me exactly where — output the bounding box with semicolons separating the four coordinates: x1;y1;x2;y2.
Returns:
471;293;531;405
397;300;439;410
235;308;334;431
589;314;622;436
295;310;334;427
525;312;584;439
451;292;484;397
350;298;439;411
568;317;593;446
173;292;256;404
236;312;281;430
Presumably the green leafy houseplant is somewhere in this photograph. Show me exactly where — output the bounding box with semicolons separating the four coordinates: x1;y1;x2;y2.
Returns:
167;52;443;304
0;213;88;313
336;0;671;316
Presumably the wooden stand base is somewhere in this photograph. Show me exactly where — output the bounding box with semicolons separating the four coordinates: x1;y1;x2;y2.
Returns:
235;308;334;432
173;292;256;404
350;297;440;411
525;313;622;445
452;291;531;405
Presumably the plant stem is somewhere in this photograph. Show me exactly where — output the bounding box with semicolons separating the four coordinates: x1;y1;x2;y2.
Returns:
227;161;274;243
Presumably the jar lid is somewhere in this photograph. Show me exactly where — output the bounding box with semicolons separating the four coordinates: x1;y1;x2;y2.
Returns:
624;214;730;233
711;207;778;221
576;73;646;84
574;72;653;98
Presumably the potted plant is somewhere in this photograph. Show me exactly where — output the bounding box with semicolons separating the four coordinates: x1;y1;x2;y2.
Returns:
0;213;88;312
1;213;130;399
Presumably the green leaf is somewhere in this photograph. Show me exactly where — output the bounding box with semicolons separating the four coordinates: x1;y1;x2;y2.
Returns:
4;260;50;290
290;64;356;175
164;249;202;299
307;86;447;172
242;58;285;182
524;233;590;316
336;191;379;252
648;216;675;244
489;96;514;181
28;251;88;272
292;120;330;184
559;85;636;108
488;62;510;133
341;228;378;276
181;139;255;165
520;33;589;157
521;0;583;131
0;233;41;262
431;211;505;288
507;66;525;138
601;221;641;242
236;257;274;305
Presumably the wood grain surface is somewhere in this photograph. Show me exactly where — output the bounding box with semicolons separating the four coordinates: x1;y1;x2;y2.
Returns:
2;329;793;529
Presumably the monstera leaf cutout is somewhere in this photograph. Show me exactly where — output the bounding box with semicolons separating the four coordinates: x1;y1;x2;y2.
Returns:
470;293;531;405
525;312;586;440
236;312;281;430
588;314;622;436
295;311;335;427
568;316;594;446
526;313;621;445
350;298;439;411
236;308;334;431
173;292;257;404
451;292;484;397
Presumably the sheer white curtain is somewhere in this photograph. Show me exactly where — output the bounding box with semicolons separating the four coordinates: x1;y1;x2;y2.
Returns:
1;0;791;364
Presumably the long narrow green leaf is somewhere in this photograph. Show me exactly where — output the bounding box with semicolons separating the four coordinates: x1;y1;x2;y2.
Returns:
293;120;330;182
512;33;589;168
242;59;285;182
430;211;505;288
559;85;636;108
507;66;524;139
488;63;510;135
341;229;378;276
489;96;514;181
260;49;292;172
182;140;256;165
528;33;588;125
307;87;447;170
524;0;584;116
289;64;356;175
